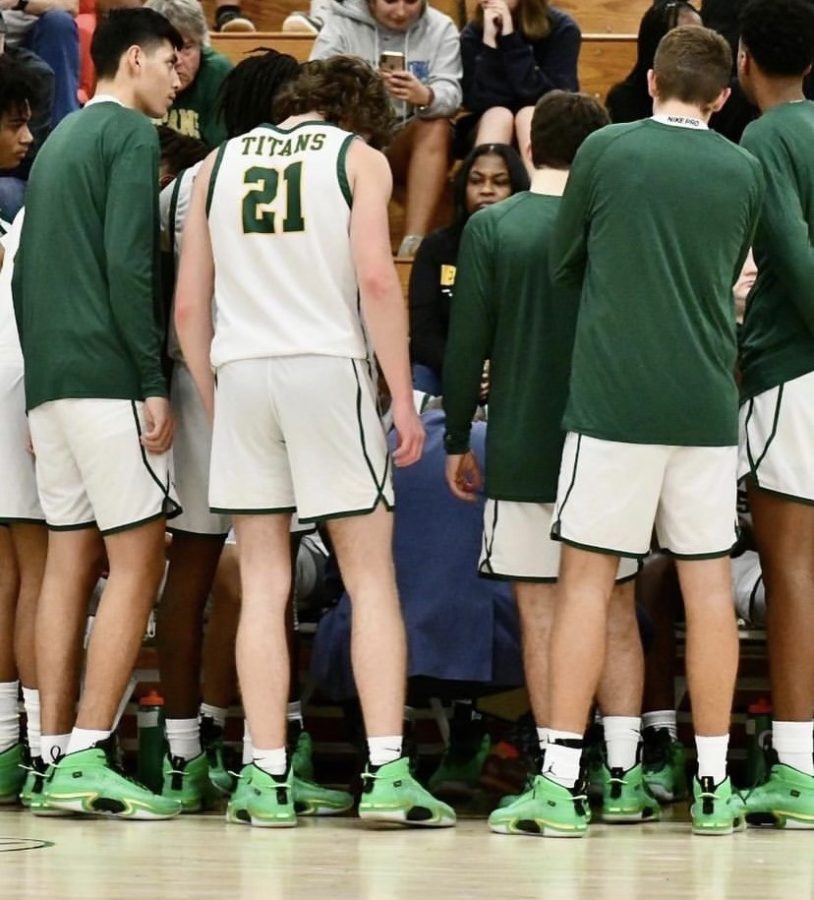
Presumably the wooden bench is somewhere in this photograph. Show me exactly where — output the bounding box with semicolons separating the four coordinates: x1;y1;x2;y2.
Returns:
210;32;636;103
202;0;649;35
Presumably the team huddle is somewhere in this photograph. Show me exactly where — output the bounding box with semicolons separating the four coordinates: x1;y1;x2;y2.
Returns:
0;0;813;840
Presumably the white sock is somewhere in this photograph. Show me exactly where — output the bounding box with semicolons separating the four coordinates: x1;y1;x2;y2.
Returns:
0;681;20;752
287;701;303;725
253;747;287;776
66;728;110;756
367;735;402;766
165;717;202;761
642;709;678;740
41;733;70;765
22;687;41;758
542;730;583;788
604;716;641;772
536;726;550;761
773;721;814;776
695;734;729;785
199;703;227;729
242;721;253;765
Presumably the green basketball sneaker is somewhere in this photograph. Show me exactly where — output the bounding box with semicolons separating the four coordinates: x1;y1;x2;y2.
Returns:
226;764;297;828
293;775;354;816
0;742;25;804
200;716;236;796
291;730;315;783
162;753;209;812
643;727;687;802
358;757;456;827
744;764;814;830
488;774;589;838
428;734;491;797
601;763;661;823
691;776;746;835
43;741;181;819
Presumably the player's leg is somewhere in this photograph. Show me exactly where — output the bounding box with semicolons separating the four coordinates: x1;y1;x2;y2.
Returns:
9;523;47;804
0;528;22;802
745;486;814;827
328;506;455;826
157;531;226;810
596;580;659;823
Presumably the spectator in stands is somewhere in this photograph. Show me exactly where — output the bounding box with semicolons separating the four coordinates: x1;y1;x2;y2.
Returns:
457;0;579;168
311;0;463;258
409;142;528;394
146;0;232;147
213;0;253;32
0;53;34;197
606;0;700;124
1;0;79;126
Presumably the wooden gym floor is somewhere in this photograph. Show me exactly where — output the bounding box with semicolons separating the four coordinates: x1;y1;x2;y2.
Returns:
1;804;809;899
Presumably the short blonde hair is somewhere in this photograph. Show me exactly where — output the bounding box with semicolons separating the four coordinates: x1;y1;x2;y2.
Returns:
144;0;209;47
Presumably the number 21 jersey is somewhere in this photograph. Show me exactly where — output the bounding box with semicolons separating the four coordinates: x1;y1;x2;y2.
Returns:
207;121;366;368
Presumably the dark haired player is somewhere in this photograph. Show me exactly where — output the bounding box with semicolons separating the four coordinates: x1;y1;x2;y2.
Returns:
737;0;814;828
12;8;183;818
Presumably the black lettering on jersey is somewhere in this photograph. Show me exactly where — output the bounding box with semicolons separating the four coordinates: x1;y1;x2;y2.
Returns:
279;139;293;157
267;137;281;156
311;133;326;151
256;135;266;155
295;134;311;153
240;135;257;155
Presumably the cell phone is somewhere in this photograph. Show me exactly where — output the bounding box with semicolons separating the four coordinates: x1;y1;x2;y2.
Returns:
379;51;406;73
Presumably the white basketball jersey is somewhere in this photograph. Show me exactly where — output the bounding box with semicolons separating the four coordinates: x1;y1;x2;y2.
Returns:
207;121;366;368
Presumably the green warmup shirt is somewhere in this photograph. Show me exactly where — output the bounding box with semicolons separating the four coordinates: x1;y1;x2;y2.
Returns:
739;101;814;399
444;192;580;502
552;118;765;447
163;47;232;148
13;99;166;411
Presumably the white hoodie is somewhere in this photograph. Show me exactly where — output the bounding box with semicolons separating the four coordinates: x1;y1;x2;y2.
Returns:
310;0;462;121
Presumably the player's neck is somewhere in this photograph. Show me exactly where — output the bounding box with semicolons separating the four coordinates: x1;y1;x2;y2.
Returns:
651;97;710;125
93;79;138;111
752;78;805;113
530;167;569;197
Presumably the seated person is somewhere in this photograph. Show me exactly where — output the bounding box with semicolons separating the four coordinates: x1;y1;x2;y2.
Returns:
606;0;700;123
458;0;579;169
2;0;79;126
311;0;462;257
408;142;528;394
145;0;232;147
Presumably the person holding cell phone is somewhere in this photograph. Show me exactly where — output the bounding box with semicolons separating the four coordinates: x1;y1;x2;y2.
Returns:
311;0;462;258
458;0;580;172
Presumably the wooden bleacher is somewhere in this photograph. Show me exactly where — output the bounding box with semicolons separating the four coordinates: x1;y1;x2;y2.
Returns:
210;31;636;102
202;0;649;35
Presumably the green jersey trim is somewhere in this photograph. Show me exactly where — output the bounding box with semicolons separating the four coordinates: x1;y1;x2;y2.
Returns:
337;134;355;209
296;497;395;523
206;142;229;217
101;508;181;536
260;120;351;134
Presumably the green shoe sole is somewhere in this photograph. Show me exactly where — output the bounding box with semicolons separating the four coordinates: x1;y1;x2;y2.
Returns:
295;795;354;817
692;817;746;836
358;804;456;827
603;806;661;824
489;816;587;838
44;791;180;820
225;802;298;828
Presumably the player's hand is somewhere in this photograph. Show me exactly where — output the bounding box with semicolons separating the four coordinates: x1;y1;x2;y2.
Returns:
482;0;513;36
391;400;425;467
446;451;482;502
382;70;432;107
141;396;174;454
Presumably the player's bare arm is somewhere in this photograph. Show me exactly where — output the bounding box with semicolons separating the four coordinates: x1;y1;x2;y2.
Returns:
347;139;424;467
175;150;217;423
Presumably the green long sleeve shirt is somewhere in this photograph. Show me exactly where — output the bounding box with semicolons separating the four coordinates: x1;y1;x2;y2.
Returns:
552;119;765;447
444;192;579;502
13;101;166;411
739;101;814;399
163;47;232;148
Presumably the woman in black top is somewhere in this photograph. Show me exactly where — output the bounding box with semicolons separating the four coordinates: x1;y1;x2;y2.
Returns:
456;0;579;165
409;143;529;394
606;1;701;124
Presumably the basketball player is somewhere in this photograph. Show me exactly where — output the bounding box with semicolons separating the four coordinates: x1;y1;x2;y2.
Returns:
541;25;764;837
175;56;455;828
12;9;184;819
737;0;814;828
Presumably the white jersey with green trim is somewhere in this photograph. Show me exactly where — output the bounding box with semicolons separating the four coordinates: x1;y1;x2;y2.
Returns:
207;120;365;368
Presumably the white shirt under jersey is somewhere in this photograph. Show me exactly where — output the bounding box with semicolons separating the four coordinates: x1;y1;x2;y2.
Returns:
0;212;25;368
206;120;365;367
159;161;203;363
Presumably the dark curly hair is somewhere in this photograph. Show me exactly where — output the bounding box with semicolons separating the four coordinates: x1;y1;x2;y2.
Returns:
0;53;38;120
740;0;814;77
273;56;396;150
